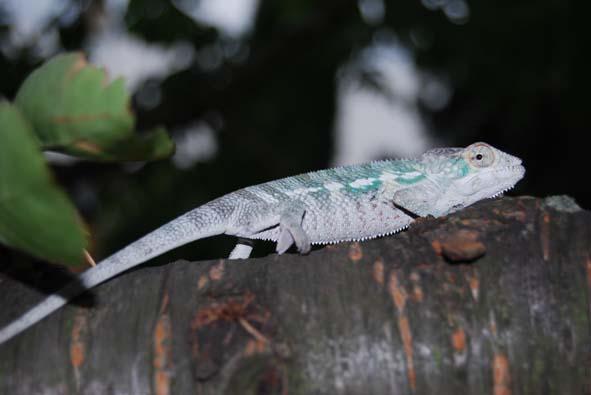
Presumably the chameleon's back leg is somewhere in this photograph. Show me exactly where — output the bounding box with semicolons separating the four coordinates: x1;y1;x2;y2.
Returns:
226;201;310;256
276;204;310;254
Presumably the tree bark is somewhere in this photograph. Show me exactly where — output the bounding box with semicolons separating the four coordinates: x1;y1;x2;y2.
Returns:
1;196;590;395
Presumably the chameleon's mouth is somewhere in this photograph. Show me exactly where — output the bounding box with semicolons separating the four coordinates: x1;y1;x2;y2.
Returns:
488;164;525;199
489;184;514;199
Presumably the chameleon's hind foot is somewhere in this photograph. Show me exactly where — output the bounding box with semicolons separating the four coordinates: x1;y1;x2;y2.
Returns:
276;205;310;255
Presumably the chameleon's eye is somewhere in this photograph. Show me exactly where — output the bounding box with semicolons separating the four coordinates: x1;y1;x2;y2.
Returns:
466;143;495;168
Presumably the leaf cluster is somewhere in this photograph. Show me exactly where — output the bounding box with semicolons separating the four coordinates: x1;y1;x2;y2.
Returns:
0;53;174;266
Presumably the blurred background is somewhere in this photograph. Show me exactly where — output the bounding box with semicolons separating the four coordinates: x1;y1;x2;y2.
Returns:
0;0;588;264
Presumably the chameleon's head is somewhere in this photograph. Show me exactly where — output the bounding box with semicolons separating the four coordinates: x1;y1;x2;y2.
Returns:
423;142;525;216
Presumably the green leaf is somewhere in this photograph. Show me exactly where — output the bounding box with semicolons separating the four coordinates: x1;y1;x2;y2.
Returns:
0;102;87;265
63;126;176;161
14;52;174;161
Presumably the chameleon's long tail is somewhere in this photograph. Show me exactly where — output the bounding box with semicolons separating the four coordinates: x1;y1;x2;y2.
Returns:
0;203;229;345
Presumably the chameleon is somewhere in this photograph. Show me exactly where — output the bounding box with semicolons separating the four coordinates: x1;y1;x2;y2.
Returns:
0;142;525;345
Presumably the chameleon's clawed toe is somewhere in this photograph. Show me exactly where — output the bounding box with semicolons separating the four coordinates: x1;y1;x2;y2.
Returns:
276;228;295;254
294;232;311;254
275;226;311;255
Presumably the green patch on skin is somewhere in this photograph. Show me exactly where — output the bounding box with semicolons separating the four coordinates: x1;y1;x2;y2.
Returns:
392;161;418;173
451;158;470;178
303;160;429;196
345;179;383;194
385;161;426;185
395;174;426;185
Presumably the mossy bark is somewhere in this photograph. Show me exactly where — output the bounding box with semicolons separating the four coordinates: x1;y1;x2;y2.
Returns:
1;196;590;395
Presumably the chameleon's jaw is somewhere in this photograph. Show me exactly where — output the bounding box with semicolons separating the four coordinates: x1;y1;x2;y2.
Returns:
489;185;513;199
451;162;525;207
486;163;525;199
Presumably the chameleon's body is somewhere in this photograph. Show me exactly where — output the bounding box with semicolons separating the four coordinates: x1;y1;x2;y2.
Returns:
0;142;525;344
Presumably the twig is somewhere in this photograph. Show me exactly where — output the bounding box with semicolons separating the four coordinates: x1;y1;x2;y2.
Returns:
84;250;96;267
238;318;268;344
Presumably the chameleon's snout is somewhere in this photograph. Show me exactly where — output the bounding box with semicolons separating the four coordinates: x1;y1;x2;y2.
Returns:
498;151;523;167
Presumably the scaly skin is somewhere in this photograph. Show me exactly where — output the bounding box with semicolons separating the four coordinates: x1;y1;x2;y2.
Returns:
0;142;525;345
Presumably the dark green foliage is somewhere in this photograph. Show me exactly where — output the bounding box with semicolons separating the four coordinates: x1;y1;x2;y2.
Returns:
0;103;87;265
0;53;174;265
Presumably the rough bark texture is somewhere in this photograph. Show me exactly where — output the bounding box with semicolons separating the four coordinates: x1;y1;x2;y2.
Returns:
0;196;590;395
